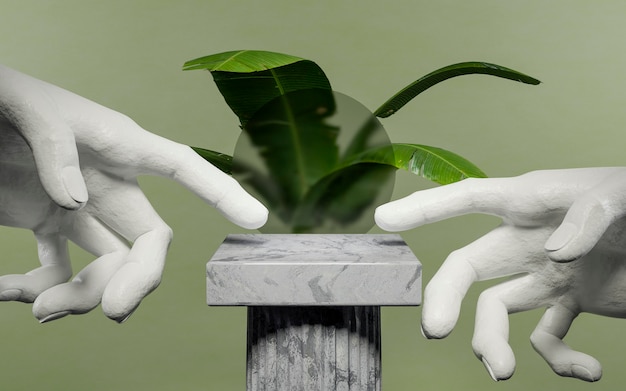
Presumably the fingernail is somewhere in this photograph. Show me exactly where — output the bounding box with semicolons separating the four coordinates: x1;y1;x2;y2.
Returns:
420;325;427;338
62;166;88;204
572;364;600;382
39;310;71;324
545;222;577;251
0;289;22;301
482;357;499;382
112;306;138;324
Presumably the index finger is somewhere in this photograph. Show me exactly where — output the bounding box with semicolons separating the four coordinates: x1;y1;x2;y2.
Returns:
375;168;622;232
375;177;512;232
146;141;269;230
86;117;268;229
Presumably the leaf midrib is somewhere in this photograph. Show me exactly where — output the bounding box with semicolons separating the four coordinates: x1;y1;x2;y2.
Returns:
270;67;308;198
214;50;251;71
330;143;485;179
394;143;481;178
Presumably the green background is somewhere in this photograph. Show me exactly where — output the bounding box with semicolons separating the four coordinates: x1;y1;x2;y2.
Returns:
1;1;625;390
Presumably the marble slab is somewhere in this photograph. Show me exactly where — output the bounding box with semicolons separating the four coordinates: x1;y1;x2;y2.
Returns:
207;234;421;306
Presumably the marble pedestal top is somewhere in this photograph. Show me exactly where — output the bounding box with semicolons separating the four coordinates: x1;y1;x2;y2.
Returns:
207;234;421;306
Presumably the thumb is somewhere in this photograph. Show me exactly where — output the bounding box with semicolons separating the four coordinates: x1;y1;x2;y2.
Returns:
0;65;87;209
29;127;88;210
545;177;626;262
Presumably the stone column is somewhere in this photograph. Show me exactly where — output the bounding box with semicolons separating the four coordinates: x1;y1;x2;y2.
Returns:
207;234;421;391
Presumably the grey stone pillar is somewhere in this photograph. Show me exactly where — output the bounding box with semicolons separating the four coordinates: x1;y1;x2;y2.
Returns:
247;306;380;390
207;234;421;391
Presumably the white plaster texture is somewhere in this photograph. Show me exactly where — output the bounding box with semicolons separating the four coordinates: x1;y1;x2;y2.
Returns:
0;64;267;323
376;168;626;382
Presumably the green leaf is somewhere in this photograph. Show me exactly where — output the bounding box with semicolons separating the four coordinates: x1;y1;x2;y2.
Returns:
183;50;304;72
290;142;484;232
189;53;496;233
346;143;487;185
341;115;382;161
374;62;541;118
238;89;339;214
291;163;395;233
191;147;233;175
232;90;396;233
184;50;332;126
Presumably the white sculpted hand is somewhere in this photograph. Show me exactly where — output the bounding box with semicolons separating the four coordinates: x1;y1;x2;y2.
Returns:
375;168;626;382
0;65;268;323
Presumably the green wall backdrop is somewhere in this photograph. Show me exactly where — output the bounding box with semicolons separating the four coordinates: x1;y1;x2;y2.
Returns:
1;1;625;390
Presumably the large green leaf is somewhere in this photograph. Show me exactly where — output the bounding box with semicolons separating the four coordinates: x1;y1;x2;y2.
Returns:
230;90;396;233
238;88;339;213
184;50;332;126
345;143;486;184
374;62;540;118
183;50;303;72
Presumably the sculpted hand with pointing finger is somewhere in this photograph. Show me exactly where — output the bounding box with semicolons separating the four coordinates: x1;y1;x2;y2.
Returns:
375;168;626;382
0;65;267;323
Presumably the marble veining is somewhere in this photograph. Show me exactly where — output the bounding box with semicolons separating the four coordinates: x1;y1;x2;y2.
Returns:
247;306;381;391
207;234;421;306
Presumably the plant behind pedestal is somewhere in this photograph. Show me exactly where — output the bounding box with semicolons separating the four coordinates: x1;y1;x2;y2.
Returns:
184;50;539;233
